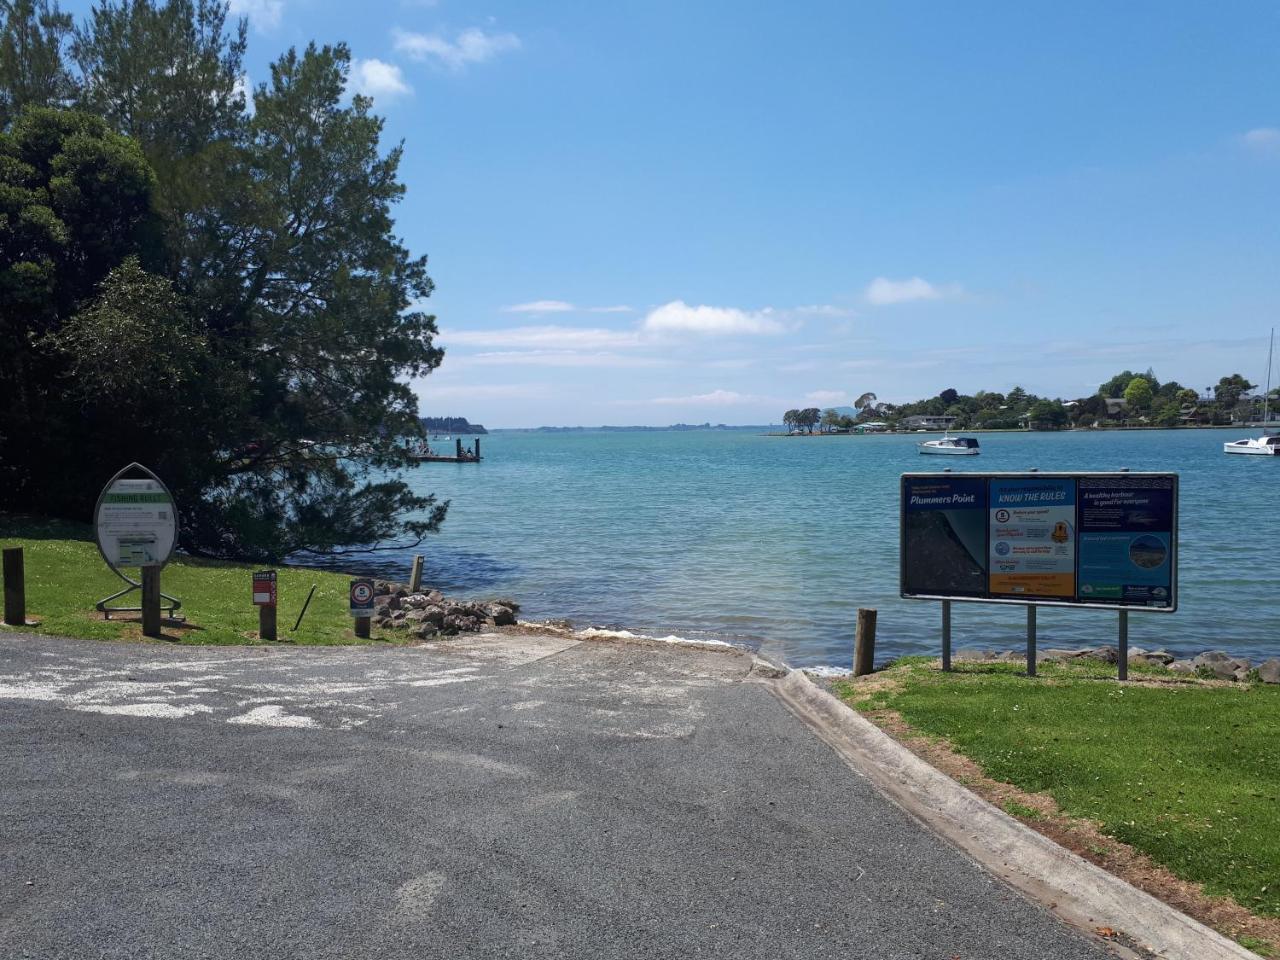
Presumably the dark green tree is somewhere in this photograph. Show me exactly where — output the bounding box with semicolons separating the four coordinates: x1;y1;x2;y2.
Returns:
0;0;76;126
1214;373;1254;410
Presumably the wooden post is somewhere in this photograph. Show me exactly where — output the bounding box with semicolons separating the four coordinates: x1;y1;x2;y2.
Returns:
3;547;25;626
474;438;481;460
409;555;424;593
941;600;952;672
1025;604;1037;677
1118;609;1129;681
259;605;277;642
354;616;371;639
455;438;463;460
854;608;877;677
141;565;162;638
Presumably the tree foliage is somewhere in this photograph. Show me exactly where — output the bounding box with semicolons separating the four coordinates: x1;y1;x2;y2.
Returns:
0;5;446;561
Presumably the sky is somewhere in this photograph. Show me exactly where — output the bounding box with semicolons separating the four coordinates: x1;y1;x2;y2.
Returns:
72;0;1280;427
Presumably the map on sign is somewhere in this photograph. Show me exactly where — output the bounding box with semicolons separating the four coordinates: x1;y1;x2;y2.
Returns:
900;472;1177;612
95;473;177;569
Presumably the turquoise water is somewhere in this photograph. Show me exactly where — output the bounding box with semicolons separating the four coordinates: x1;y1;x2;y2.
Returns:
376;429;1278;669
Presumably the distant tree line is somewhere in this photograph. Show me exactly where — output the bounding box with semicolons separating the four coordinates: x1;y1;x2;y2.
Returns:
421;417;487;435
785;369;1271;434
0;0;448;560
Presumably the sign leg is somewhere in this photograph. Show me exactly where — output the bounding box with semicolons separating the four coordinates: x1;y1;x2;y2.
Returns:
1026;604;1037;677
3;547;25;627
141;565;162;638
1118;609;1128;681
941;600;951;672
354;616;371;639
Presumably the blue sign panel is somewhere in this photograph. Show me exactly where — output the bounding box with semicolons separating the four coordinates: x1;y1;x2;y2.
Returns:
1076;475;1176;608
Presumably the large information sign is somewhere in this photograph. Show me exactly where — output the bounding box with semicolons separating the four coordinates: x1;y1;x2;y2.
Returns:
94;464;178;569
901;472;1176;611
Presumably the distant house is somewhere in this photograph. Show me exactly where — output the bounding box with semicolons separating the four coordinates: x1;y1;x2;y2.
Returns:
857;421;889;433
1104;398;1128;417
900;415;957;431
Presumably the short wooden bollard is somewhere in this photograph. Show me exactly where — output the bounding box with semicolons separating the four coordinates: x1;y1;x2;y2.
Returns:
409;555;424;593
141;565;162;638
354;616;371;639
854;608;877;677
3;547;26;626
259;605;277;642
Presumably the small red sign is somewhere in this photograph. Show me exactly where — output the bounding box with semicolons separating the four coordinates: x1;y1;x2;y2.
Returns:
252;570;277;607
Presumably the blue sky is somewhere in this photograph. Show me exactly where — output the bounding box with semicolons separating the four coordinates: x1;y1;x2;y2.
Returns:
77;1;1280;426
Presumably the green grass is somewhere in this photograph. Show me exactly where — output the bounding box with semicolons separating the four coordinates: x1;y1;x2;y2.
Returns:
835;660;1280;918
1;515;398;646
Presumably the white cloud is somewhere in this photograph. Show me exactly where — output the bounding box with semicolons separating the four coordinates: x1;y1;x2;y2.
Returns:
467;350;662;368
864;276;960;305
392;27;521;70
805;390;848;404
228;0;284;30
503;300;576;314
794;304;855;318
641;300;785;336
424;383;544;400
1242;127;1280;148
503;301;634;315
651;389;760;406
442;325;642;350
350;59;413;100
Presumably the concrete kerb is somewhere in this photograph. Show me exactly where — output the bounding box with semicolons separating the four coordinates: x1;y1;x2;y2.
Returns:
768;669;1257;960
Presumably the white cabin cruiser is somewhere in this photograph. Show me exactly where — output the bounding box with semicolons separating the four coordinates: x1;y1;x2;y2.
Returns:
1223;435;1280;456
918;435;980;455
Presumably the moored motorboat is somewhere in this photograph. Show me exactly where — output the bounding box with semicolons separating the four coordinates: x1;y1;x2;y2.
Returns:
918;435;980;455
1223;435;1280;455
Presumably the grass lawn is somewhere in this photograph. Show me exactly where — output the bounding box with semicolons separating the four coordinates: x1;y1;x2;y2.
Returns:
834;659;1280;938
1;514;406;646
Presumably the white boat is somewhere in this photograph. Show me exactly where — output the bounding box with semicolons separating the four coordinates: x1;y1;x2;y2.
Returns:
1223;435;1280;456
918;435;980;455
1224;327;1277;456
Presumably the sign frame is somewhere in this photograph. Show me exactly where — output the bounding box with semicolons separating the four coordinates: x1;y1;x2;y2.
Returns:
93;462;183;618
900;471;1178;614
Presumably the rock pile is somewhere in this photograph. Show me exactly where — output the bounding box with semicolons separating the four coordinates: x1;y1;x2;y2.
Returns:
368;580;520;640
959;645;1280;683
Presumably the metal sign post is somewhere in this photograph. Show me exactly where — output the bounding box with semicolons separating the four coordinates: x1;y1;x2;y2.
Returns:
93;463;182;619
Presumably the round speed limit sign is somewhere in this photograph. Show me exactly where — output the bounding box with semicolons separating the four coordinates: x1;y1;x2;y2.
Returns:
349;579;375;617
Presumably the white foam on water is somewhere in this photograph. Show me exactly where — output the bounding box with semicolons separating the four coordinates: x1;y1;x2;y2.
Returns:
576;627;735;650
803;665;851;679
226;704;318;728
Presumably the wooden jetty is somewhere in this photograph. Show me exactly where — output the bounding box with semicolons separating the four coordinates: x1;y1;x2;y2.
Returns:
410;437;482;464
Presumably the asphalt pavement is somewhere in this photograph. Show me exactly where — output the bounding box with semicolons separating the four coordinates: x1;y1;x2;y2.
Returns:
0;630;1113;959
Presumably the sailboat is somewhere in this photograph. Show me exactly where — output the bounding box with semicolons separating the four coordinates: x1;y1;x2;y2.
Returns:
1223;328;1279;456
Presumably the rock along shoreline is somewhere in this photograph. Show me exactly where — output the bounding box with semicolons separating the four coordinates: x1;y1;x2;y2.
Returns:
368;580;519;640
949;645;1280;683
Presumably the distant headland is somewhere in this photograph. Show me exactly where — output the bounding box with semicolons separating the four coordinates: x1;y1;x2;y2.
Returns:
421;416;488;435
493;423;770;433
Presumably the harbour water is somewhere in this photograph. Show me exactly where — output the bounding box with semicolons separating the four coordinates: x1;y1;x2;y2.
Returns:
365;428;1279;670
